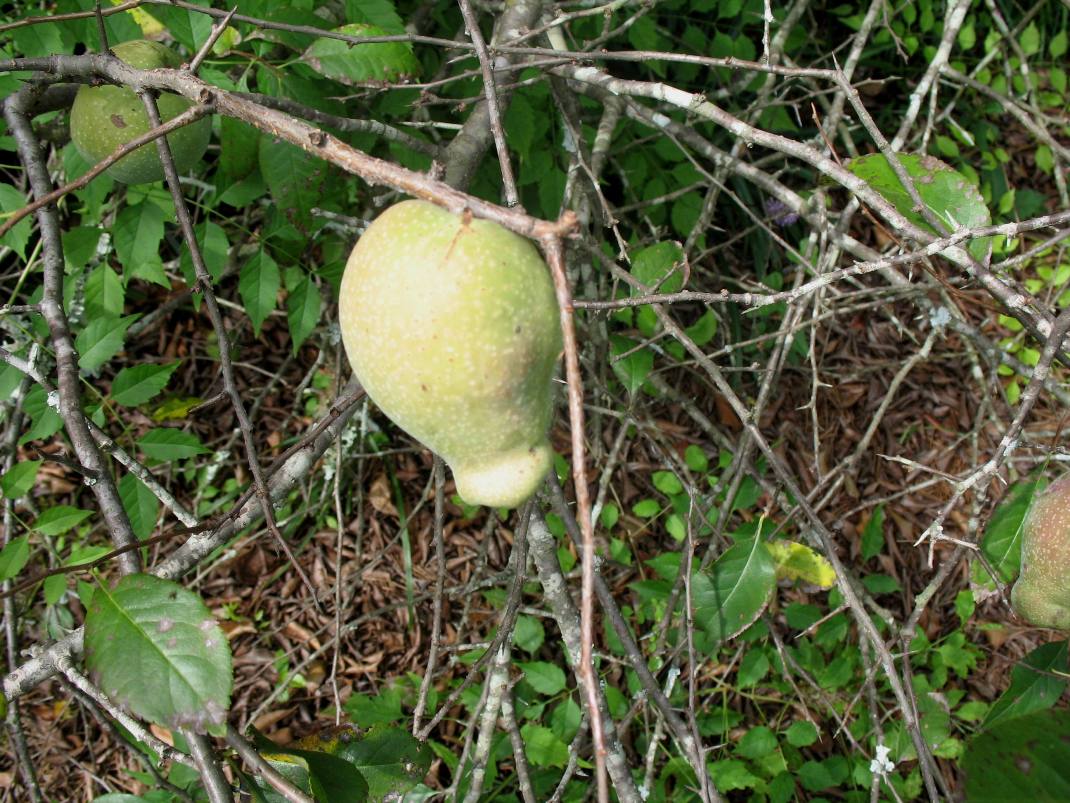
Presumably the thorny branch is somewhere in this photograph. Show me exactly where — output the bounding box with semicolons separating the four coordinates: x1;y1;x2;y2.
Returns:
2;0;1069;799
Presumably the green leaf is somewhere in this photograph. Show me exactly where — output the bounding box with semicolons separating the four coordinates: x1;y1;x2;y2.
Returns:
517;661;567;695
519;723;569;767
19;385;63;445
255;745;369;803
179;221;230;287
84;574;232;735
845;152;992;261
685;309;717;347
0;184;32;259
785;720;819;747
304;24;420;86
652;471;683;495
84;265;125;319
137;428;210;461
1019;22;1041;56
964;709;1070;801
0;459;42;499
861;504;885;560
736;725;777;759
980;480;1041;583
1051;31;1068;59
609;335;653;396
344;0;405;33
692;536;777;647
599;502;620;530
344;686;403;727
334;725;431;800
119;474;159;541
112;202;166;285
76;315;138;374
684;444;708;473
631;241;686;295
514;615;545;654
0;536;30;581
44;573;66;605
220;116;260;179
983;641;1068;729
33;506;93;536
258;138;329;233
239;249;280;337
632;498;660;518
286;273;322;354
64;227;104;273
111;362;180;407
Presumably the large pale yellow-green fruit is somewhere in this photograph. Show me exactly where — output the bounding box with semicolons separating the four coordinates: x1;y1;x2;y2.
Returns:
70;40;211;185
1011;474;1070;630
338;200;562;508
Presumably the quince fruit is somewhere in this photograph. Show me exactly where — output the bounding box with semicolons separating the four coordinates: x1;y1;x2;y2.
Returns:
70;40;211;184
338;200;561;508
1011;474;1070;630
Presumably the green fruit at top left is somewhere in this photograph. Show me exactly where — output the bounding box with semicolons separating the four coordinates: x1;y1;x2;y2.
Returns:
70;40;211;185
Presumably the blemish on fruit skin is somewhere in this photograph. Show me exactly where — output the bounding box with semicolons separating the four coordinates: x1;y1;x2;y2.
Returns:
110;114;127;129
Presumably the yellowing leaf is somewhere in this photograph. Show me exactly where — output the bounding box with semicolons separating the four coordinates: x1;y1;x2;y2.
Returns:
151;396;204;422
109;0;165;36
767;540;835;588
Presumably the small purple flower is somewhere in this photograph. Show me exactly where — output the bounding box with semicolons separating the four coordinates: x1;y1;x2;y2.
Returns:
764;198;800;227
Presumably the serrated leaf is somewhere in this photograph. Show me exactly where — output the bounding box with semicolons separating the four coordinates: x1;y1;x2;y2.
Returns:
983;641;1068;729
113;203;165;279
76;315;138;374
286;273;322;354
845;152;992;261
517;661;567;695
0;536;30;581
111;362;180;407
334;725;432;800
692;536;777;647
34;505;93;536
766;540;835;588
137;428;210;461
258;137;328;232
84;574;232;735
119;474;159;541
1;459;42;499
239;249;280;337
304;24;420;86
85;265;125;319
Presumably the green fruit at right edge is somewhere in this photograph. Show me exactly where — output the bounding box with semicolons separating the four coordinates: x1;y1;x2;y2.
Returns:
70;40;211;185
338;200;562;509
1011;474;1070;630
